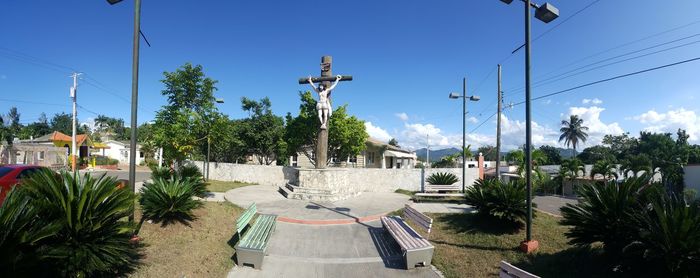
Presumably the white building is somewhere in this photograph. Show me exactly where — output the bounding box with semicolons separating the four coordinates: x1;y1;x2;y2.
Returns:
98;140;147;165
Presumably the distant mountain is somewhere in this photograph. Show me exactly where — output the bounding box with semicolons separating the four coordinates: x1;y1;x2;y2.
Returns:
415;147;460;162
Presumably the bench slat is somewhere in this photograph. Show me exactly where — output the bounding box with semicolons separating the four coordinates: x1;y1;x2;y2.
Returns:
500;261;540;278
236;203;257;234
404;205;432;233
240;214;277;250
382;216;431;251
415;193;463;197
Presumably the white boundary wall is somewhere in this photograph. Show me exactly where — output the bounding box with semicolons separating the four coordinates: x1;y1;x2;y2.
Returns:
685;165;700;193
192;161;479;192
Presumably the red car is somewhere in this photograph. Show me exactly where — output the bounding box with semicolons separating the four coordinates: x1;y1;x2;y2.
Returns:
0;165;49;204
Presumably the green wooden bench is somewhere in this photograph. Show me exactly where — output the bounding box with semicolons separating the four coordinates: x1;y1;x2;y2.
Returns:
234;203;277;269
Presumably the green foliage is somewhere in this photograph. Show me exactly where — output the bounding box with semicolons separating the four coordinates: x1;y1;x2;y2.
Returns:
426;172;459;185
559;114;589;155
94;155;119;165
388;138;399;147
140;178;201;221
464;179;529;226
684;188;697;202
0;187;58;275
19;170;138;276
577;145;616;164
285;91;368;167
149;165;206;197
538;145;562;165
152;63;219;164
94;115;129;140
620;153;653;178
238;97;286;165
559;158;585;180
625;194;700;276
477;145;499;162
560;176;658;254
589;160;618;180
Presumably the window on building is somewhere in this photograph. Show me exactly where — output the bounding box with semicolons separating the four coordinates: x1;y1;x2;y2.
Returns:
139;152;145;158
366;152;375;165
38;151;45;161
349;155;357;163
291;154;298;167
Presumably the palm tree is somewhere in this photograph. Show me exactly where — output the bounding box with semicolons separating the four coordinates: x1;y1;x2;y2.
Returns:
559;115;589;157
590;160;618;181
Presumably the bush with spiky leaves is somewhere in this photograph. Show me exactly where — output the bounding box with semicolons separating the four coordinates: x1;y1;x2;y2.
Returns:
465;179;530;226
426;172;459;185
560;175;659;254
0;187;58;276
140;178;201;221
19;170;138;277
624;194;700;276
149;165;206;197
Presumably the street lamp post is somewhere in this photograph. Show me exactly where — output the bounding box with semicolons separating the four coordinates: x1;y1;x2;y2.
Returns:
107;0;142;222
500;0;559;252
449;78;480;193
205;98;225;181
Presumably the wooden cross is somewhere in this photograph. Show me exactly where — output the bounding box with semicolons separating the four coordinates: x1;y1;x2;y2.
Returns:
298;56;353;169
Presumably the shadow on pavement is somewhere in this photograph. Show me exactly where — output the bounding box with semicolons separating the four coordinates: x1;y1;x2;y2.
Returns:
368;227;404;269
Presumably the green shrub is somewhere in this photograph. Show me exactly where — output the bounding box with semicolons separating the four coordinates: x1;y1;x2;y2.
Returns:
0;187;57;275
426;172;459;185
624;194;700;276
149;165;206;197
19;170;137;276
464;179;529;225
140;178;201;221
684;188;697;202
150;166;174;181
94;155;119;165
560;176;659;254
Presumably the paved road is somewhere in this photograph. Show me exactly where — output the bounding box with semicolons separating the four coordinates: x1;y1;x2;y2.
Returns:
533;195;579;216
82;169;151;183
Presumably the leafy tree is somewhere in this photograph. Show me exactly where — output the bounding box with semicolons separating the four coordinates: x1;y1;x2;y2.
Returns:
559;114;589;157
152;63;218;165
388;138;399;147
577;145;616;164
238;97;286;165
477;145;499;161
620;154;653;178
18;113;51;139
603;132;639;161
1;107;22;144
559;158;585;181
538;145;562;165
94;115;129;141
638;131;686;193
285;91;368;166
50;112;75;135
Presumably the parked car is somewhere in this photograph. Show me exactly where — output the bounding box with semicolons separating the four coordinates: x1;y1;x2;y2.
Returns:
0;165;50;204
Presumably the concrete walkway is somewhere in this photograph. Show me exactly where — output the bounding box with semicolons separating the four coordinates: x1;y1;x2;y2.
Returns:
411;203;473;214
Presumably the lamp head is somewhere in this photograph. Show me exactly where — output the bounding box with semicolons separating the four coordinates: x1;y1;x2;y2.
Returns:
469;96;481;101
535;3;559;23
216;98;225;104
500;0;514;4
449;92;460;99
106;0;123;5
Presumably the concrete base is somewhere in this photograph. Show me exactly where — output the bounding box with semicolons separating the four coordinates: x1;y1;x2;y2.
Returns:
520;240;539;253
280;168;360;201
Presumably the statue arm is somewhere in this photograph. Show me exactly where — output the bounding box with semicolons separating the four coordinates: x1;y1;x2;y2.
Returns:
328;75;342;91
307;77;318;92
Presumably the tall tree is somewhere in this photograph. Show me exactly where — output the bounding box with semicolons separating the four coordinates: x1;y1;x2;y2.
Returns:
50;112;77;135
285;91;368;166
602;132;638;161
388;138;399;147
577;145;616;164
559;114;589;157
238;97;286;165
477;145;499;161
538;145;562;165
94;115;128;141
153;63;218;165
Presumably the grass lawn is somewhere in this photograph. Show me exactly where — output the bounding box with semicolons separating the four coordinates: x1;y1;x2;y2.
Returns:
131;202;243;278
206;180;255;192
428;212;615;278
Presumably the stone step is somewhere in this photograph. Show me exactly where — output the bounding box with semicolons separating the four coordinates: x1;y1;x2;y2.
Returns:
285;183;335;195
278;186;348;202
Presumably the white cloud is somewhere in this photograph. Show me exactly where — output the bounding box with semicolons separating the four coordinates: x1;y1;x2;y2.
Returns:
542;99;552;105
633;108;700;142
499;114;559;150
364;122;393;142
567;106;623;146
399;122;493;150
80;117;97;132
582;98;603;105
467;116;478;124
395;112;409;121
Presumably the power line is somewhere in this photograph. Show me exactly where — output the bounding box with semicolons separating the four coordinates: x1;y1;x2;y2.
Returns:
0;98;68;107
512;56;700;106
507;36;700;94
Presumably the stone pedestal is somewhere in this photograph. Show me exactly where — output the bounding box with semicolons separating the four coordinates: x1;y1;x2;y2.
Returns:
278;168;361;201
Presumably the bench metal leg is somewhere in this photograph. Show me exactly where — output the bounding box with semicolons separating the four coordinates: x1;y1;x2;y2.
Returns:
236;247;265;270
405;247;434;270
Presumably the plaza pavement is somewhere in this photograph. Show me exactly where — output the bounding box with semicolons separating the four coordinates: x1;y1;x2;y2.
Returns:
533;195;579;216
225;185;443;277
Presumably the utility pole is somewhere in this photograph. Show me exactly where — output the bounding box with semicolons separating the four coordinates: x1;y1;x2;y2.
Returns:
461;77;467;193
496;65;502;180
70;72;81;173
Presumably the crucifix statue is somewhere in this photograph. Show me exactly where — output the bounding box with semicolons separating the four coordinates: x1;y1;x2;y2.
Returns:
298;56;353;168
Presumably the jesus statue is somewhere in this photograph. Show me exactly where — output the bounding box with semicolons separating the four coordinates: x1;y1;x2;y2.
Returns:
307;75;342;129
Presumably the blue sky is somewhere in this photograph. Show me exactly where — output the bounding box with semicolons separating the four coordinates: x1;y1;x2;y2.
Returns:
1;0;699;150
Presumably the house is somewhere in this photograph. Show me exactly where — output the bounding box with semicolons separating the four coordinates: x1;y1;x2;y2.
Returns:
26;131;94;159
98;140;147;165
289;137;418;169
